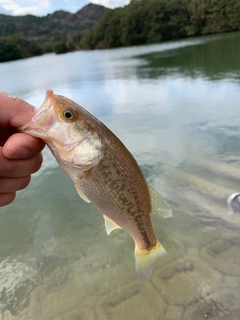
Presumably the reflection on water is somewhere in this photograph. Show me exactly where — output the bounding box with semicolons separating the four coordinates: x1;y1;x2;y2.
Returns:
137;32;240;81
1;32;240;319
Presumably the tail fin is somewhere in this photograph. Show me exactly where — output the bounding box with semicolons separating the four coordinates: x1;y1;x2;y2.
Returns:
134;241;167;281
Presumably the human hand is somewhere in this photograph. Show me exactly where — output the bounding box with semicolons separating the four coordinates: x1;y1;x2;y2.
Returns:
0;91;45;206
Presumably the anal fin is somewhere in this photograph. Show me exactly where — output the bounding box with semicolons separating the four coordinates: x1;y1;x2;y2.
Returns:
103;215;122;235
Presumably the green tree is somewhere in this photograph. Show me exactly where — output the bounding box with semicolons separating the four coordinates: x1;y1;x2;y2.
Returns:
53;41;68;54
0;41;23;62
80;30;95;49
81;0;190;49
120;0;147;46
188;0;240;35
3;22;16;35
27;40;43;56
0;34;43;62
101;8;123;47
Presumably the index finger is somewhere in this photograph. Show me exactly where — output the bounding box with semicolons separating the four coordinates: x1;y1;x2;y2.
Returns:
0;91;36;127
3;133;45;159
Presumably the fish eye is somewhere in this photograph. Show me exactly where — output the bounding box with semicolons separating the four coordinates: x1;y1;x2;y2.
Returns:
63;109;75;120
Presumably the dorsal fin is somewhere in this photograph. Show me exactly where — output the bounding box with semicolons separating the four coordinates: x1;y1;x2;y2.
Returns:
148;185;172;218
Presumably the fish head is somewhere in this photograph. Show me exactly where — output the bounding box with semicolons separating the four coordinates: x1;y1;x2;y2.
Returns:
20;90;103;171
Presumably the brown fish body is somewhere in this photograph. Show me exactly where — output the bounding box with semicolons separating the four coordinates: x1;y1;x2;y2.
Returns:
19;90;172;281
80;123;156;251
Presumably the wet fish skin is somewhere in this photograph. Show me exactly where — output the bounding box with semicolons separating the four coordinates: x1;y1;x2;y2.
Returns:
19;90;172;281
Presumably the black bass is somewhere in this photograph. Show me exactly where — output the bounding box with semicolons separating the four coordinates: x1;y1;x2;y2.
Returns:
20;90;172;281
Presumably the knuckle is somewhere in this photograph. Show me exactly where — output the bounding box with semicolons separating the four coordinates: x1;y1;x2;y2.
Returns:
0;149;17;177
19;176;31;190
31;153;43;173
0;158;16;177
0;150;43;178
0;176;31;193
0;192;16;207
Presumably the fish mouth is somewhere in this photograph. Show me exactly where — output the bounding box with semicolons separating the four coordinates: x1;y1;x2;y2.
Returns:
19;90;56;138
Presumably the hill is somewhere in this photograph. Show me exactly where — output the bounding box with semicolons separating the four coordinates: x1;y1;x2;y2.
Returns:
80;0;240;50
0;3;108;62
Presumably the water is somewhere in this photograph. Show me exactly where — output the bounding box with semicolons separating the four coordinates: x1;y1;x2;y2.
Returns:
1;32;240;319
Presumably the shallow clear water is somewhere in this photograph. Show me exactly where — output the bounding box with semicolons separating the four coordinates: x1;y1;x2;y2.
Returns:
1;32;240;320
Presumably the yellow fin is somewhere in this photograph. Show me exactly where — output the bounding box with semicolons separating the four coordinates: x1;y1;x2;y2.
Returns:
148;185;172;218
75;184;91;203
103;215;122;235
135;240;167;281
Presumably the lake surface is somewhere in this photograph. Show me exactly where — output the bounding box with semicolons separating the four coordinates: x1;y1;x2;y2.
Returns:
1;31;240;320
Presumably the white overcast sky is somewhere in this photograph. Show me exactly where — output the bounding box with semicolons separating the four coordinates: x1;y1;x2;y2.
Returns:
0;0;130;16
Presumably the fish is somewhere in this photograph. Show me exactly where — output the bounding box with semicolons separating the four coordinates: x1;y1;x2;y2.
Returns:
19;90;172;281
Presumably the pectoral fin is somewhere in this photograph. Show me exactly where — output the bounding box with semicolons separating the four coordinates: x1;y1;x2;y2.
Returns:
75;184;91;203
103;215;122;235
148;185;172;218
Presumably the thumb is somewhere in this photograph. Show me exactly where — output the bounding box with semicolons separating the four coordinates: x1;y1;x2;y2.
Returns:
0;91;36;127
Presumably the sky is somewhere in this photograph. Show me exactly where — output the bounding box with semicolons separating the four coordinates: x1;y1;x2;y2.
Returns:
0;0;130;16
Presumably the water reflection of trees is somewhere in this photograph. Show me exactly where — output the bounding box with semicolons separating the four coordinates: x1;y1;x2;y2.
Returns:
136;32;240;81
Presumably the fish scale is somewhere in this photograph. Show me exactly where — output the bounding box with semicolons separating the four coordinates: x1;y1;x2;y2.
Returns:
81;126;151;227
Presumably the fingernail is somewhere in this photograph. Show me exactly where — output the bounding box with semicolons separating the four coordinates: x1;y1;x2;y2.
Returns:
7;146;31;159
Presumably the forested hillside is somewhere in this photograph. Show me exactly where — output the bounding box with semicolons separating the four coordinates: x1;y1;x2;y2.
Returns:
80;0;240;49
0;3;106;62
1;0;240;62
